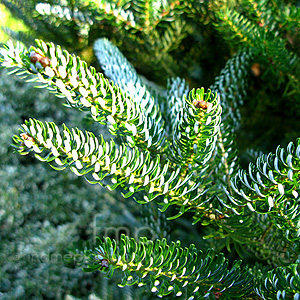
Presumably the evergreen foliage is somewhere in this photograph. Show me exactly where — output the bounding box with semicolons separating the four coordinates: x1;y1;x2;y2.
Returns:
1;0;300;299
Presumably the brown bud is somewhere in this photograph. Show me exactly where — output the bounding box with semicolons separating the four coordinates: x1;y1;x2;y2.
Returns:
250;63;260;77
29;51;51;68
193;99;209;109
40;56;51;68
29;51;43;63
214;292;222;299
216;214;225;220
101;259;109;268
20;133;35;143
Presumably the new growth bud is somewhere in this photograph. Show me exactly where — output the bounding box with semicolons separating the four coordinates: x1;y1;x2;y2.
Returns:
29;51;43;63
29;51;51;68
193;99;209;109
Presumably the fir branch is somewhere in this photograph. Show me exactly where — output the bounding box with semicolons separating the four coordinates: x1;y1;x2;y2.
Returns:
93;38;166;153
163;77;189;137
213;6;300;91
166;87;221;170
0;39;165;153
255;262;300;300
12;118;213;219
88;0;187;33
210;48;253;128
250;214;297;266
230;140;300;244
84;234;254;300
12;119;170;198
196;49;253;225
1;39;224;223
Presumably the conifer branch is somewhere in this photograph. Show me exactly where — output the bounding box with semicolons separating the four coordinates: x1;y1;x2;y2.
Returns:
213;6;300;91
0;39;165;153
12;118;218;220
83;234;254;300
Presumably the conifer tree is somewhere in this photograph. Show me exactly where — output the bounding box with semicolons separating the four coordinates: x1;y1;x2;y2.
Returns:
1;0;300;299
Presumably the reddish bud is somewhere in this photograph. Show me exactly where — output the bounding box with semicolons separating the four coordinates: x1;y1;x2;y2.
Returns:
251;63;261;77
20;133;35;143
29;51;51;68
193;99;209;109
40;56;51;68
29;51;43;63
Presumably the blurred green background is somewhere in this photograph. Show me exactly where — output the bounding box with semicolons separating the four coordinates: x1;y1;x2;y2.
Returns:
0;4;27;42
